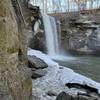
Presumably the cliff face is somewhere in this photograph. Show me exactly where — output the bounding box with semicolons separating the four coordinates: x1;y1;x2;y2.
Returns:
0;0;32;100
60;12;100;55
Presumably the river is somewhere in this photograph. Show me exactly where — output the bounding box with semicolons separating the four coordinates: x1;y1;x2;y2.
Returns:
57;56;100;83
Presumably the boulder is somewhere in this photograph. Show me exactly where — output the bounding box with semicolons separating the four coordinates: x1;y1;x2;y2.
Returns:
28;55;48;69
28;55;48;79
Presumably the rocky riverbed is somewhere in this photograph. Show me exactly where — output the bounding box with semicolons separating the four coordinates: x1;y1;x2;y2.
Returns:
28;49;100;100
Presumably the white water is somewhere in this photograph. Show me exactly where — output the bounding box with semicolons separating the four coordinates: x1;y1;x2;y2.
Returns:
42;14;59;56
42;14;75;61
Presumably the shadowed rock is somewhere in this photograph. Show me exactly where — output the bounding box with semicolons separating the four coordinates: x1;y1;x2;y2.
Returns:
28;55;48;69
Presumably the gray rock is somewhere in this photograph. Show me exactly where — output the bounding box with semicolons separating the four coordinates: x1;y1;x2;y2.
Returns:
32;69;47;79
28;55;48;69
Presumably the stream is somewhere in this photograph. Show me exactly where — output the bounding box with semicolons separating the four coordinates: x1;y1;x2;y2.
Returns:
57;56;100;83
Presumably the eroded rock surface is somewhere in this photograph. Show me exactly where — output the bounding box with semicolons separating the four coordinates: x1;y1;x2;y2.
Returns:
0;0;32;100
61;13;100;55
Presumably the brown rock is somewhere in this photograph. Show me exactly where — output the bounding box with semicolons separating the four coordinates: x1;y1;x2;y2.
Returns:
0;0;32;100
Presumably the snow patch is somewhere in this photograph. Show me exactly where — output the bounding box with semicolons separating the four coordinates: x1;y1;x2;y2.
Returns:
28;49;100;99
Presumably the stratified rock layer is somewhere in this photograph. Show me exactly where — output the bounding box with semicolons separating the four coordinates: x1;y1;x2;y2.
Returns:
0;0;32;100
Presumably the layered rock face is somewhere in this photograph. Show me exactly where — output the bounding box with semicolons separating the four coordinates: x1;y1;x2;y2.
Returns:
60;12;100;55
0;0;32;100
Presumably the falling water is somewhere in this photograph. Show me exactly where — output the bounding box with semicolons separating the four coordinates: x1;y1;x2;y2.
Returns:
42;14;75;61
42;14;60;56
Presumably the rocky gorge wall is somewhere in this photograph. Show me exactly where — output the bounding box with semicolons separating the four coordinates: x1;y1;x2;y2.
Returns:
0;0;32;100
60;11;100;55
29;10;100;55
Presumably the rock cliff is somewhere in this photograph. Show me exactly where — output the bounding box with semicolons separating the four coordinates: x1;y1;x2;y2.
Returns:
60;12;100;55
0;0;32;100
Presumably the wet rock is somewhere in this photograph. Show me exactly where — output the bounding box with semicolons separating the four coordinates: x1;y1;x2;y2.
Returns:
28;55;48;69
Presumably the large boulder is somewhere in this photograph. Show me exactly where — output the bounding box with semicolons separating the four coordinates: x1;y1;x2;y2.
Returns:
28;55;48;69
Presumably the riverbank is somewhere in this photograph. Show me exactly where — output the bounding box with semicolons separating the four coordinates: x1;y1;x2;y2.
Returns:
57;56;100;83
28;49;100;100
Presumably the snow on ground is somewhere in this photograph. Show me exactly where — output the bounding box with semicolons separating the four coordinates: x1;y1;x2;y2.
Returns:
28;48;58;67
28;49;100;100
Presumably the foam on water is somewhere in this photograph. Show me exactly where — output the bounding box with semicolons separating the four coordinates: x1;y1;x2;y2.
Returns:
50;55;76;61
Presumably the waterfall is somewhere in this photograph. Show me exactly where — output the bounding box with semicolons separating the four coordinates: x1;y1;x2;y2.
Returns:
42;14;60;56
42;14;75;61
